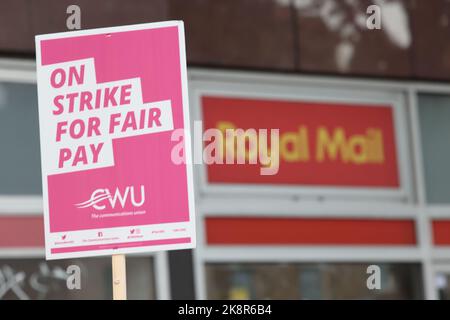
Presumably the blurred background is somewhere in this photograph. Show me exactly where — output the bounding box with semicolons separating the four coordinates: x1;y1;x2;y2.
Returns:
1;0;450;300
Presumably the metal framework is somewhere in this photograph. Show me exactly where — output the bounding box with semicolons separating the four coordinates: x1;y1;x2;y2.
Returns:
1;58;450;300
188;68;450;300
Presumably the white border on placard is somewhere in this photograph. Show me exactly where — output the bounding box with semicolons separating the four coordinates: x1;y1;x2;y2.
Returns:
35;21;196;260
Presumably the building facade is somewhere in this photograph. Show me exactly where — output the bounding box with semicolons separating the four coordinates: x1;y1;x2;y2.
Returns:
1;0;450;299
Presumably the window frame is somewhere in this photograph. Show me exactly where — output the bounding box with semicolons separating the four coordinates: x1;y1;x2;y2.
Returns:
189;70;412;202
189;68;450;301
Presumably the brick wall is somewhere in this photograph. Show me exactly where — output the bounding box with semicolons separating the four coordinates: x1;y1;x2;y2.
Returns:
1;0;449;80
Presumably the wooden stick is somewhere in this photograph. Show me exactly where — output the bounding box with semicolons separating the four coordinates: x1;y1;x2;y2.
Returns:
112;254;127;300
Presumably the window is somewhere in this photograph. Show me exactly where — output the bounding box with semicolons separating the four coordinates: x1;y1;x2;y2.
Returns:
206;263;423;299
0;256;155;300
0;82;41;195
418;93;450;204
436;272;450;300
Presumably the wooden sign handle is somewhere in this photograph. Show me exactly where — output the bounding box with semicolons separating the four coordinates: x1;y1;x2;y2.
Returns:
112;254;127;300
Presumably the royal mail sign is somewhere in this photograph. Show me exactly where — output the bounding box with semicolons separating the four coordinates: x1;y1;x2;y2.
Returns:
201;95;401;189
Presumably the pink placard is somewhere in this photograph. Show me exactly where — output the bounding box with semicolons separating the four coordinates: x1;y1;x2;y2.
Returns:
35;21;196;260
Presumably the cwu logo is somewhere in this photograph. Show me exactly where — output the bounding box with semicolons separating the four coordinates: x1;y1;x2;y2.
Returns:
75;185;145;210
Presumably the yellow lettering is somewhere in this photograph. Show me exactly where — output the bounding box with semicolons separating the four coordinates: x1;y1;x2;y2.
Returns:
217;121;236;161
316;127;348;162
366;128;384;163
347;135;367;164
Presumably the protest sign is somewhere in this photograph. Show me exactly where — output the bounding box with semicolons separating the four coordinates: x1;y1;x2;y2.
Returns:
35;21;196;262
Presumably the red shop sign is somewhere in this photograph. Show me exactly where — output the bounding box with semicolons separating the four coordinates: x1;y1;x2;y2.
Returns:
201;96;400;188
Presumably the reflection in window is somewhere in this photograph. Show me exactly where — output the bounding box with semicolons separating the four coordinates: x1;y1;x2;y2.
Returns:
206;263;423;299
0;256;155;300
436;273;450;300
0;82;41;195
418;94;450;204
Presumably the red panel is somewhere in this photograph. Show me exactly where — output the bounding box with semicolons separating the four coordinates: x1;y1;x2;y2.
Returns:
202;96;400;188
206;217;416;246
432;220;450;245
0;216;44;248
